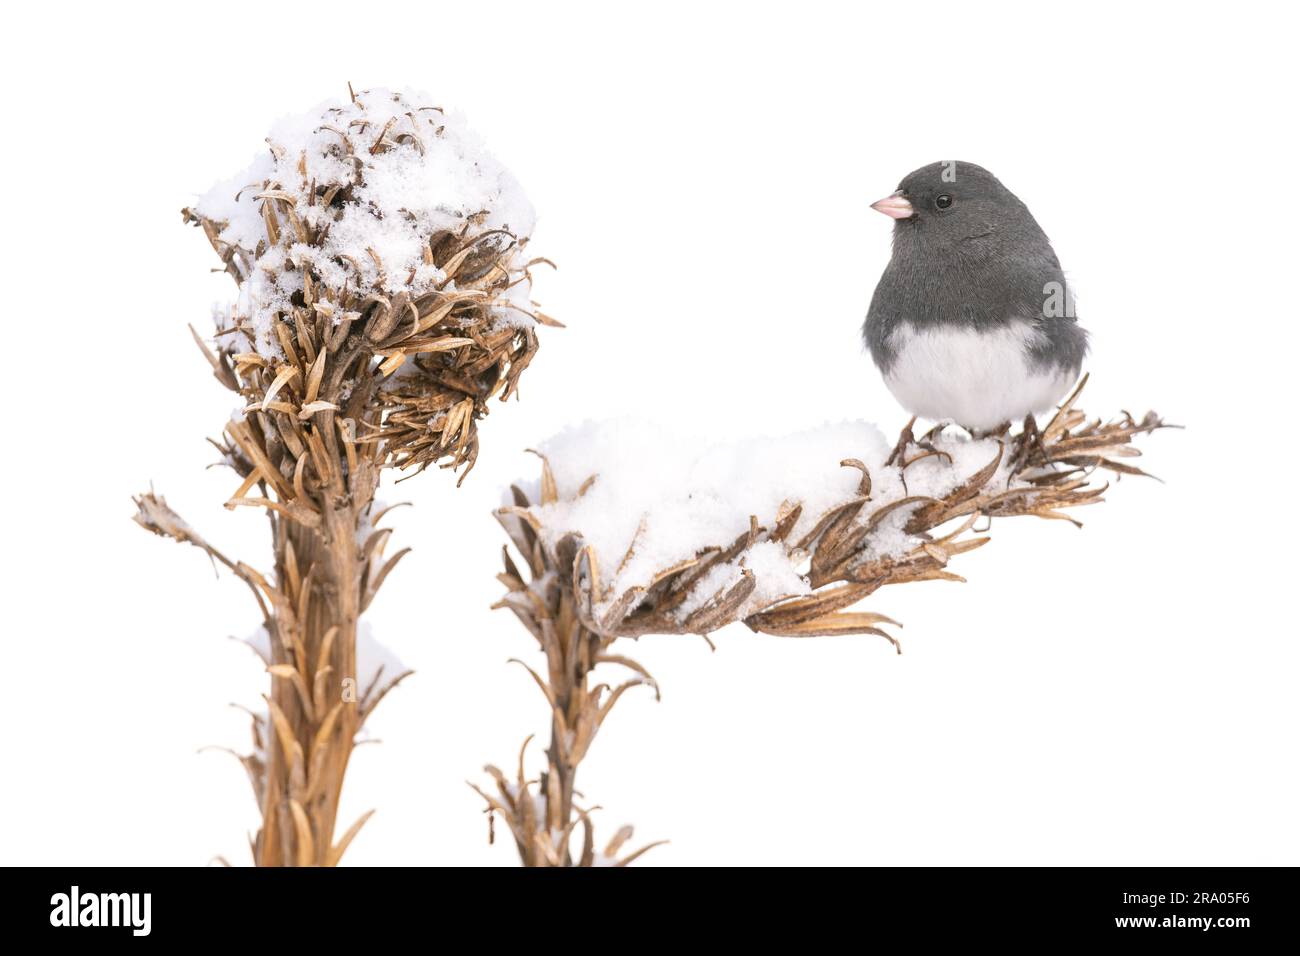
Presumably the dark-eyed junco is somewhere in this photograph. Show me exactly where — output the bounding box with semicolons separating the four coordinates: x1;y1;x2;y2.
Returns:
863;161;1088;439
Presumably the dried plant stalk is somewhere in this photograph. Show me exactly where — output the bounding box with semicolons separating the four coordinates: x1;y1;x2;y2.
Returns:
135;89;550;865
477;379;1166;865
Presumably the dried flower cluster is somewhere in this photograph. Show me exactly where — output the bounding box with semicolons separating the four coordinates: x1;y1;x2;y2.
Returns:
477;380;1166;865
135;88;550;865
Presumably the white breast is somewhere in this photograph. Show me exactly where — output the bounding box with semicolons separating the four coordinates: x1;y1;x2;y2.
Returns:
882;321;1077;430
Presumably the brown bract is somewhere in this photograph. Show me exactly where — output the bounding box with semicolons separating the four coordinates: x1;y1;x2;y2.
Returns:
134;113;552;864
477;379;1167;865
183;203;551;482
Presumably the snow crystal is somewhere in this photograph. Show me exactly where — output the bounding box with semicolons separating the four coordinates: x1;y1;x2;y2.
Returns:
356;622;406;694
734;539;813;615
518;419;1010;619
674;559;746;621
193;88;536;357
354;498;389;549
241;624;273;663
503;784;548;827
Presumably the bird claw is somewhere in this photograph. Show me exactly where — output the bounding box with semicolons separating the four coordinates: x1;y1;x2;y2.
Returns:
887;417;954;495
905;443;953;468
885;417;918;468
969;422;1011;441
1010;414;1047;472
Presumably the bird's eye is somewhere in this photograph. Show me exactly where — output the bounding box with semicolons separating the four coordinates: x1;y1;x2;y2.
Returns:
935;194;953;210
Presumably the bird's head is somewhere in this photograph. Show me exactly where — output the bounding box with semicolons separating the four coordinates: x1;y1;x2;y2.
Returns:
871;161;1036;250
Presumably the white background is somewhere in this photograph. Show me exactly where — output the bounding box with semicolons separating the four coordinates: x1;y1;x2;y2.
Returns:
3;1;1297;866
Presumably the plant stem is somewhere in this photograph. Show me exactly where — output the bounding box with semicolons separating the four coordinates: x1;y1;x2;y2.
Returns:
258;498;366;866
541;629;594;864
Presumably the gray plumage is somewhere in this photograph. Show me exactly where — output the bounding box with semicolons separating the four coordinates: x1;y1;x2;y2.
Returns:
863;161;1088;429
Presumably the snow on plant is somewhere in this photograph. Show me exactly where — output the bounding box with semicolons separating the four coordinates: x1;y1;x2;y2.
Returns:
134;87;554;866
477;380;1166;865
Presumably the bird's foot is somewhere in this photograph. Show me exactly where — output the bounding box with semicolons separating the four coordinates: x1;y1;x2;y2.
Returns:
888;417;955;493
885;416;918;468
902;441;954;469
920;422;948;445
969;422;1011;441
1011;414;1047;472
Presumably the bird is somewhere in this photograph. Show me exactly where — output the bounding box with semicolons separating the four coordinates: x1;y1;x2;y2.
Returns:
862;161;1088;460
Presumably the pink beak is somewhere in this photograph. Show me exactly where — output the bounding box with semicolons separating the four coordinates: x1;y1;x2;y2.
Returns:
871;191;914;220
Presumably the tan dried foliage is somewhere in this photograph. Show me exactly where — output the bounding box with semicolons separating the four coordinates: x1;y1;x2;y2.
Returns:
134;99;550;864
478;378;1166;865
